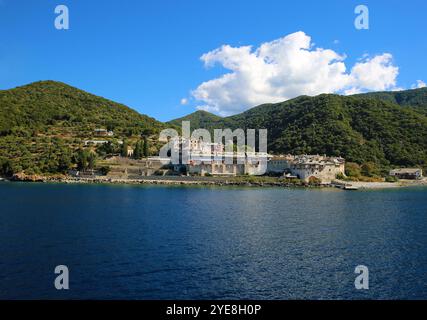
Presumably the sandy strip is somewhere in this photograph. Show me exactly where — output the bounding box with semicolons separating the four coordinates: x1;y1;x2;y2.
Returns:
336;179;427;189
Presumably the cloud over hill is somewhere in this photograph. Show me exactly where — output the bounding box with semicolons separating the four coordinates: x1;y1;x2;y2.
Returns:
191;31;399;116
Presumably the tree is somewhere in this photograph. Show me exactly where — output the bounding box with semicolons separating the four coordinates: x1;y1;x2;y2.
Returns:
141;128;154;137
76;149;89;170
99;166;110;176
57;149;73;173
361;162;380;177
46;158;60;173
88;152;96;170
106;123;115;132
0;157;15;177
126;129;134;137
133;141;142;159
121;140;128;157
97;141;114;157
143;136;149;157
345;162;361;177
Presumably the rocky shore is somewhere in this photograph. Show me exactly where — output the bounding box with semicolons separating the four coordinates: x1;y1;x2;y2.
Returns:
4;173;427;190
7;172;313;188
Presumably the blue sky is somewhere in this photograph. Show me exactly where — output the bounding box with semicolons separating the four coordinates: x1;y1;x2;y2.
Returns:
0;0;426;121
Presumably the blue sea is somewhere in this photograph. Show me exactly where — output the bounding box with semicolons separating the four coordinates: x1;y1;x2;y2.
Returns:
0;182;426;300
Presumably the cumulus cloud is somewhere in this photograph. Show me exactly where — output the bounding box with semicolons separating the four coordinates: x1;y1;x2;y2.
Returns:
191;31;400;116
346;54;399;94
412;80;426;89
180;98;189;105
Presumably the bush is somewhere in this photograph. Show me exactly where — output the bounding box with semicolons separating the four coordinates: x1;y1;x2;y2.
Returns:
0;157;16;177
361;162;380;177
99;166;111;176
385;175;399;183
345;162;361;177
308;176;322;185
336;172;346;180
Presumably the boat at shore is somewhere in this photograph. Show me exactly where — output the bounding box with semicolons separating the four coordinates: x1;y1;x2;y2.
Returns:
331;181;359;190
344;185;359;191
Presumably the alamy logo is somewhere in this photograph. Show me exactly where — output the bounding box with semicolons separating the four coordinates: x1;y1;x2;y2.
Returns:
54;265;69;290
159;121;269;175
55;5;69;30
354;5;369;30
354;265;369;290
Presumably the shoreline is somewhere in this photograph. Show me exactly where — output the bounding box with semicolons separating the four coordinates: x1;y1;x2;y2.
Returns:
5;175;313;188
2;174;427;190
343;181;402;189
334;179;427;189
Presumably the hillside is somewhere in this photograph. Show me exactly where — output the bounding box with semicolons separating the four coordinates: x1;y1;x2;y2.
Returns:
355;87;427;114
170;93;427;169
0;80;164;136
0;81;166;175
2;81;426;176
168;110;223;130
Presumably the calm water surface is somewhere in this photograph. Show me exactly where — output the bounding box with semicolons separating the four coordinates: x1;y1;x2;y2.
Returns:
0;182;426;299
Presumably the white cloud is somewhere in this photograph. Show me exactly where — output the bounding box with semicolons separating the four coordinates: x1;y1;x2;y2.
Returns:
191;31;400;116
412;80;426;89
180;98;188;105
347;54;399;93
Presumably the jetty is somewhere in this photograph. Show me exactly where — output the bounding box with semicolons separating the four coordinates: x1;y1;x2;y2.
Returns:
331;181;359;191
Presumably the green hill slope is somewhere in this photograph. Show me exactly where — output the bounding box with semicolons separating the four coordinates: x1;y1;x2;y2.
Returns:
168;110;223;130
0;80;164;136
0;81;165;175
355;87;427;114
2;81;426;176
170;94;427;169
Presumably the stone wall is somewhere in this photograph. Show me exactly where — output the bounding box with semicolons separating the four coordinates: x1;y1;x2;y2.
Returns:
291;162;345;183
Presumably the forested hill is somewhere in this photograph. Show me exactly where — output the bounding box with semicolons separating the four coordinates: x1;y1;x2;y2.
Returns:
170;93;427;168
0;80;165;136
168;110;223;129
355;87;427;114
0;81;166;175
1;81;426;175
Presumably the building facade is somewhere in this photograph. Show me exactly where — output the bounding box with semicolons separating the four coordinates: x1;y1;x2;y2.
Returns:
94;129;114;137
289;155;345;184
266;155;294;174
389;168;423;180
186;154;268;176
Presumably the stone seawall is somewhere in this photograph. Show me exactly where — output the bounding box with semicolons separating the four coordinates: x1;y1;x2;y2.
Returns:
8;173;426;189
9;173;313;188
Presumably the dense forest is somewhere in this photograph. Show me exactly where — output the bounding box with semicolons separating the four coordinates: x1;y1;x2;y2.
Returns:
0;81;166;176
354;87;427;115
0;81;426;177
169;89;427;172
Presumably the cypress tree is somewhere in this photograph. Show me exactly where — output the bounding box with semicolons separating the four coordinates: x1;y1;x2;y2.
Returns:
134;141;142;159
143;136;149;157
121;140;128;157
